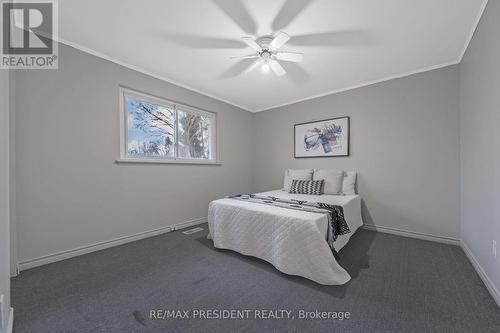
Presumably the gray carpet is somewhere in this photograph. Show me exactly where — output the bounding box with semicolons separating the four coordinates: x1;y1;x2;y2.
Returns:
11;225;500;333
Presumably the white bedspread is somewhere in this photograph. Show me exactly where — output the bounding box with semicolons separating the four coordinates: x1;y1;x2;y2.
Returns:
207;190;363;285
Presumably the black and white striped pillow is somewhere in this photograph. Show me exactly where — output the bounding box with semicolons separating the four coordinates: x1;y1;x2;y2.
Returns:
289;179;324;195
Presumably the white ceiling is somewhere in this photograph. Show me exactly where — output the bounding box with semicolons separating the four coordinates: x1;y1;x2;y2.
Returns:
59;0;487;112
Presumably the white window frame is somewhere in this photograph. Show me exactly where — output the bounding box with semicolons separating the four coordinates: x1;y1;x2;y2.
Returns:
118;87;219;165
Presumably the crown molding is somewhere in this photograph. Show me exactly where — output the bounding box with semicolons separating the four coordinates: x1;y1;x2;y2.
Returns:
458;0;489;62
55;38;254;112
254;60;459;112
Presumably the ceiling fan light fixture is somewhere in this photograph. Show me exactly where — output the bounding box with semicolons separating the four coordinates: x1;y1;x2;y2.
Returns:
262;62;270;73
234;31;303;77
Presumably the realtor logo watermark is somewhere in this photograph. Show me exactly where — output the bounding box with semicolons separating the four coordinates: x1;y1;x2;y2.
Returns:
1;0;58;69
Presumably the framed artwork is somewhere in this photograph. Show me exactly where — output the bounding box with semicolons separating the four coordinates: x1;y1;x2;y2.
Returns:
294;116;350;158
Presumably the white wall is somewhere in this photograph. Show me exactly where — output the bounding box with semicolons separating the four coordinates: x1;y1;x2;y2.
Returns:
13;43;255;265
460;0;500;294
9;73;17;277
0;68;11;332
254;66;461;240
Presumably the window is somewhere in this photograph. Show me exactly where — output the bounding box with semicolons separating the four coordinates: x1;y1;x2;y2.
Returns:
119;87;217;164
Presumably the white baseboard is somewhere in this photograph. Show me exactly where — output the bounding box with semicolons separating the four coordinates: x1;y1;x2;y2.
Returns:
6;308;13;333
460;240;500;308
364;224;499;308
13;217;499;310
362;224;460;246
10;264;19;278
18;217;207;272
172;217;207;231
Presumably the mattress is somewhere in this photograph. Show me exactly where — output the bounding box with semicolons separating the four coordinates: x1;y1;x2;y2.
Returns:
207;190;364;285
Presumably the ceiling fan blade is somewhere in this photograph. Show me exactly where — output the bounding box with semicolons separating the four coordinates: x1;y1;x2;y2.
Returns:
220;58;257;78
244;59;263;74
213;0;257;35
272;0;313;31
162;33;247;49
242;37;261;51
269;60;286;76
275;52;303;63
288;30;374;47
230;54;259;59
269;31;290;50
279;62;311;85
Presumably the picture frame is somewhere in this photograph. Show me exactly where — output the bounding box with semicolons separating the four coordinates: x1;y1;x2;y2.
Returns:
294;116;350;158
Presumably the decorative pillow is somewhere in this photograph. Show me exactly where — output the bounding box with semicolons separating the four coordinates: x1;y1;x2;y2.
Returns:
342;171;357;195
289;179;324;195
283;169;314;192
313;169;343;194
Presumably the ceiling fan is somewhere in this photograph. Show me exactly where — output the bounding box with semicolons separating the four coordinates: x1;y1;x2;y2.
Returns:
231;31;304;76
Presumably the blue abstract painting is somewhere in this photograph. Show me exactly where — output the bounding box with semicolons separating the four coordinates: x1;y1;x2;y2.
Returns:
294;117;349;157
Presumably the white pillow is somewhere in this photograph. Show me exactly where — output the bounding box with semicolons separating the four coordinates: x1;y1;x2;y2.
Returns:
313;169;343;194
342;171;357;195
283;169;313;192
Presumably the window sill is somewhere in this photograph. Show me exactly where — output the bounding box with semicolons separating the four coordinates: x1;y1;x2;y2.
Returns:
115;158;222;166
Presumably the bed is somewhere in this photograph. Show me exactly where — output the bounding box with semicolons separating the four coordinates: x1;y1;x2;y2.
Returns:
207;189;363;285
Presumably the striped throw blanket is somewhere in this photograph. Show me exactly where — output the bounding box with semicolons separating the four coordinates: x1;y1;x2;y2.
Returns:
229;194;351;260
